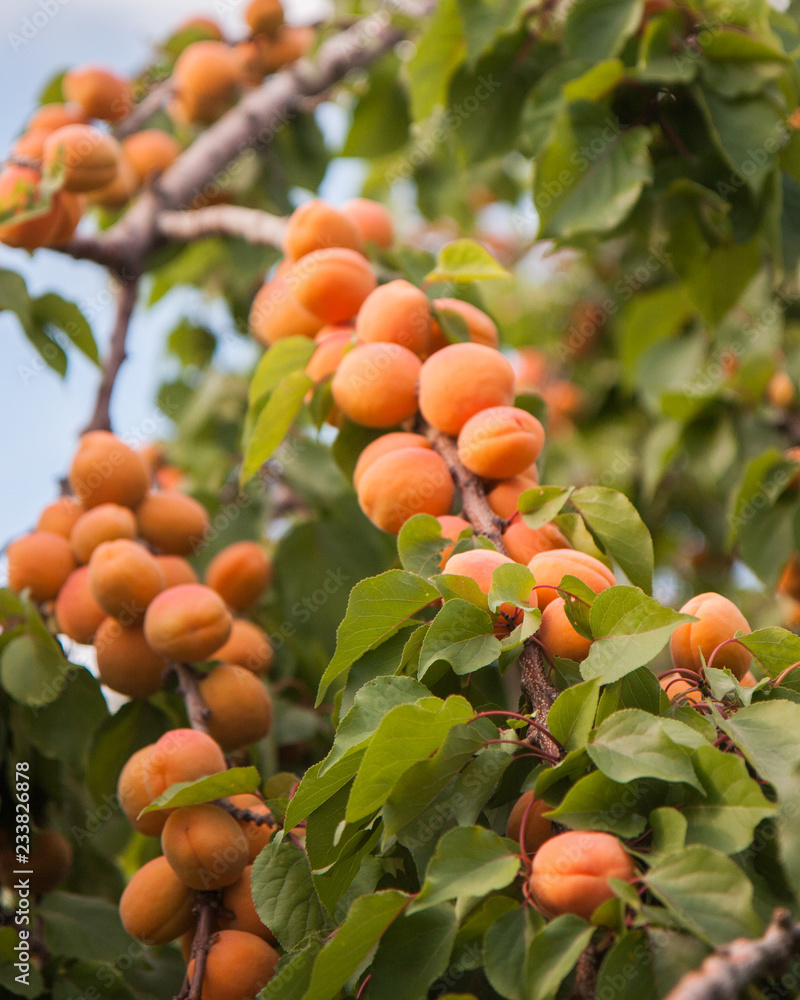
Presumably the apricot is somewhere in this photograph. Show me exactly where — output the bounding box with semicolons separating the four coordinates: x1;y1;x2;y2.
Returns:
353;432;432;489
11;130;49;161
49;190;84;244
233;38;271;86
162;803;249;890
740;670;757;688
144;584;233;662
63;66;132;122
341;197;394;248
284;199;363;260
767;370;795;409
37;496;83;538
119;855;194;944
249;275;323;346
528;830;635;921
357;448;454;535
7;531;75;601
659;671;702;705
670;592;752;680
27;102;88;133
174;16;223;42
228;793;278;863
443;548;533;630
117;745;168;836
86;154;138;209
122;130;181;183
355;280;432;356
528;549;616;610
305;329;353;396
331;342;421;428
211;618;274;673
778;555;800;601
486;474;539;520
153;556;197;588
88;540;165;620
42;124;120;193
538;597;591;662
458;406;545;479
136;491;210;555
188;929;279;1000
205;541;272;611
199;663;273;750
94;618;167;699
289;248;377;324
503;521;570;565
69;431;149;509
506;790;553;853
0;829;72;896
220;865;276;942
430;298;499;351
419;343;515;435
437;515;473;565
171;41;240;125
254;25;315;74
54;567;106;644
246;0;284;37
0;166;63;249
69;503;137;563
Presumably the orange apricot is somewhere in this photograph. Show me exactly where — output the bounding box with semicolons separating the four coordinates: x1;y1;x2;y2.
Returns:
37;496;83;538
246;0;284;36
305;328;354;384
86;155;138;209
457;406;545;479
205;541;272;611
119;855;194;944
249;275;323;346
228;793;278;863
331;342;421;428
117;745;168;836
284;199;363;260
233;38;272;86
220;865;276;942
503;521;569;565
289;248;377;324
162;803;248;890
136;491;210;555
27;102;88;133
341;197;394;248
144;728;228;804
49;190;84;244
69;503;136;563
357;448;454;535
437;515;472;565
188;929;279;1000
486;474;539;520
778;555;800;601
767;370;795;409
42;124;120;193
63;66;132;122
355;280;432;356
254;25;315;73
199;663;273;750
7;531;75;601
11;130;49;161
0;166;63;249
506;790;553;853
144;584;233;662
155;555;199;588
528;831;635;920
443;548;533;631
538;598;591;662
54;566;106;644
171;41;241;125
211;619;274;673
528;549;616;610
94;618;167;699
69;431;149;509
431;298;499;351
740;670;757;688
352;432;432;489
88;540;165;620
669;592;752;680
122;130;181;183
0;829;72;896
659;671;702;705
419;343;515;436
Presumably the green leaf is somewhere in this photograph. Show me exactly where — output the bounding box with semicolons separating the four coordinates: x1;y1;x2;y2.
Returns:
252;839;329;951
488;563;538;614
778;769;800;899
424;239;511;284
397;514;451;578
596;931;656;1000
139;766;260;814
419;600;502;677
39;893;134;962
262;939;323;1000
407;0;466;120
241;369;313;483
564;0;644;61
728;450;795;546
649;808;688;861
343;56;410;158
456;0;529;63
699;89;785;195
547;677;601;752
735;627;800;678
525;914;595;1000
545;770;647;838
32;293;99;365
247;337;316;406
285;751;365;830
568;487;653;592
166;318;216;369
716;701;800;788
1;633;71;708
560;575;598;641
366;905;458;1000
85;699;170;805
484;908;539;1000
519;486;573;529
616;284;695;385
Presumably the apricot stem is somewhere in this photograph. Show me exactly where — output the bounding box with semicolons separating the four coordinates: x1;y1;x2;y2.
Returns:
83;277;139;434
705;637;745;673
470;710;563;751
771;661;800;687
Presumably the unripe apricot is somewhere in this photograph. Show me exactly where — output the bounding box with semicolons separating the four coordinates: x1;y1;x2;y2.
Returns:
486;474;538;520
528;831;635;921
253;25;314;73
69;431;149;509
144;584;233;662
94;618;167;699
355;280;432;356
284;199;363;260
37;496;83;538
352;432;432;489
332;342;421;428
419;343;515;435
444;549;533;631
249;276;323;346
211;619;274;673
506;790;553;853
670;592;752;680
357;449;454;535
228;794;278;863
188;930;279;1000
437;515;472;565
88;540;165;620
63;66;132;122
430;298;499;351
458;407;545;479
528;549;616;610
69;503;136;563
87;155;138;209
341;197;394;248
199;663;273;750
162;803;249;890
42;125;120;193
0;829;72;896
27;102;88;133
171;41;241;125
503;521;569;565
8;531;75;601
144;728;228;805
55;566;106;644
246;0;284;37
538;597;591;662
220;865;276;942
659;671;702;705
119;855;194;944
205;542;272;611
0;166;63;249
117;745;168;836
122;130;181;183
305;328;354;384
136;491;210;555
290;248;377;324
156;555;199;588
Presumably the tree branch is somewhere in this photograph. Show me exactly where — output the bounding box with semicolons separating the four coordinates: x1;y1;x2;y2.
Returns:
177;891;221;1000
157;205;287;246
173;662;211;733
115;78;174;140
519;641;559;757
82;277;139;434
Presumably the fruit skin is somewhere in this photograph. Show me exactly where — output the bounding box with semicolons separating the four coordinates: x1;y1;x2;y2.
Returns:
87;155;138;209
205;541;272;611
171;41;241;125
54;566;106;644
503;521;570;565
0;166;64;249
437;515;472;566
528;549;616;610
290;247;377;324
122;129;181;182
538;597;591;662
506;791;553;853
659;671;702;705
443;548;535;631
0;829;72;896
767;370;796;409
779;554;800;600
69;503;137;563
419;343;515;436
253;25;314;73
199;663;274;750
355;279;432;357
119;855;195;944
69;431;149;509
162;803;249;890
94;618;167;699
353;433;432;489
331;342;421;428
357;448;454;535
156;555;199;588
457;406;545;479
42;124;120;193
144;584;233;663
188;929;280;1000
430;298;499;351
63;66;132;121
246;0;285;37
37;496;83;538
7;531;76;601
50;190;84;244
305;328;354;385
211;619;274;673
28;102;88;133
88;539;165;620
220;865;277;942
136;491;210;555
249;275;323;346
228;794;277;863
284;199;363;260
486;473;539;520
341;198;394;248
670;592;752;680
117;745;168;836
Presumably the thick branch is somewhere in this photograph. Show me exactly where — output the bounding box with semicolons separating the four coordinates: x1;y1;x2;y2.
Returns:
157;205;287;247
82;278;139;434
173;662;211;733
519;641;559;756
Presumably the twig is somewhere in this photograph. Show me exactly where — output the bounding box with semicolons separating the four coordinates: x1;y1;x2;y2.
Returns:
82;277;139;434
570;941;599;1000
217;800;277;827
519;640;560;758
173;662;211;733
157;205;288;246
115;78;174;139
177;892;220;1000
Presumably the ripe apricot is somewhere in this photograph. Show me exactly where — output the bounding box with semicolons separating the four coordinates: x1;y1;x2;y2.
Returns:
355;280;432;356
122;129;181;183
144;584;233;662
233;38;271;86
341;197;394;248
528;549;616;610
119;855;194;944
778;555;800;601
767;370;795;409
11;130;49;160
37;496;83;538
353;432;432;489
42;124;120;193
49;190;84;244
171;41;240;125
205;541;272;611
136;491;210;555
289;248;377;324
284;199;363;260
506;790;553;853
659;671;702;705
254;25;314;74
211;618;274;673
458;407;545;479
162;803;248;890
430;298;499;351
331;342;421;428
88;540;165;620
538;598;591;662
69;503;136;563
220;865;276;942
357;448;454;535
0;829;72;896
117;745;169;836
305;327;354;384
69;431;149;509
0;166;63;249
94;618;167;699
54;567;105;644
528;831;635;921
63;66;132;121
443;549;533;630
27;102;88;133
188;929;279;1000
486;474;538;520
8;531;75;601
228;793;278;863
419;343;515;436
670;592;752;680
87;155;138;209
156;555;199;588
437;515;472;565
740;670;757;688
246;0;284;36
249;275;323;346
503;521;569;565
199;663;273;750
